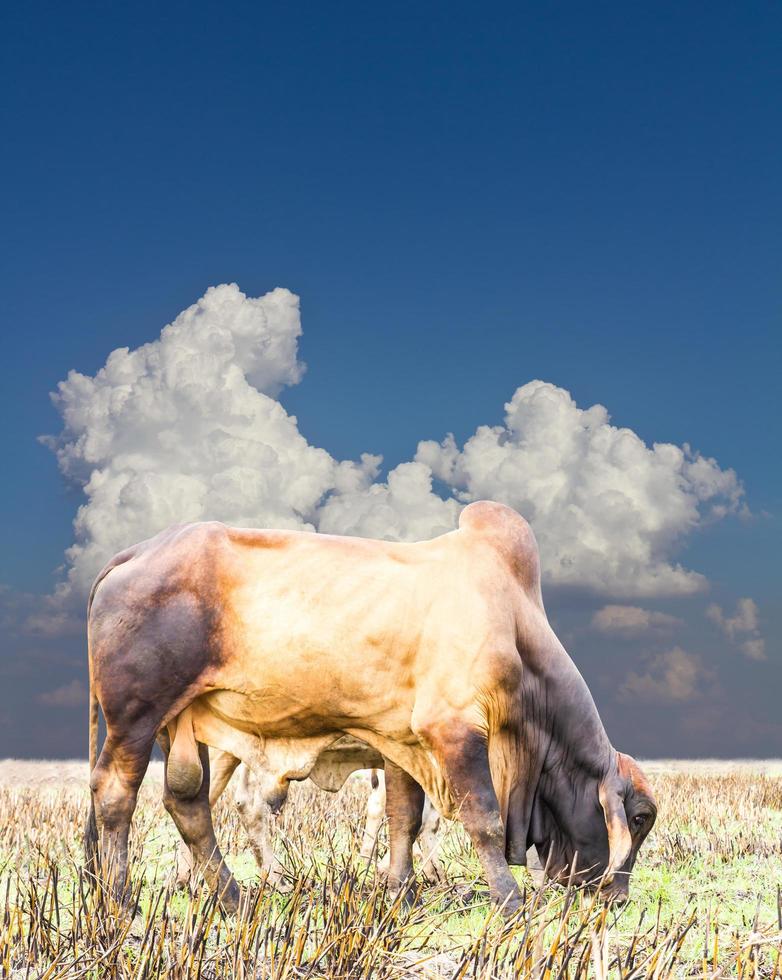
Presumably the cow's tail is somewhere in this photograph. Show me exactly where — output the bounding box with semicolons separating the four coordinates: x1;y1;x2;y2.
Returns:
84;642;100;872
88;639;99;773
84;616;100;872
84;572;103;873
84;551;133;873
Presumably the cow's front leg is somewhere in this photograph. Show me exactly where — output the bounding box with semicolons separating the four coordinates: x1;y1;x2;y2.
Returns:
430;724;521;916
384;761;425;905
360;770;386;861
416;799;447;883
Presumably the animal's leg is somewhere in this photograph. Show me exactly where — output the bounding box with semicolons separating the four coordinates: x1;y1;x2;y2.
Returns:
162;740;241;913
208;749;242;805
384;761;425;903
234;764;292;893
415;798;447;883
89;731;155;904
173;835;194;887
174;747;239;887
429;724;521;915
360;770;386;861
527;845;545;886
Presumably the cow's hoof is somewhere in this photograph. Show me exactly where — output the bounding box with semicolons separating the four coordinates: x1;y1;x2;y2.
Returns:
392;892;419;913
262;873;294;895
389;880;421;911
375;854;390;877
217;881;242;916
452;883;478;906
498;896;523;919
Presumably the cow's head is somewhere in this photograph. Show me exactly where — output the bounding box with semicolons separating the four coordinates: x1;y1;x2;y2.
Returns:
529;752;656;900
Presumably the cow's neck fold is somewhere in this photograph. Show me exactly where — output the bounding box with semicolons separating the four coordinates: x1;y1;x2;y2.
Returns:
535;628;614;780
518;624;617;859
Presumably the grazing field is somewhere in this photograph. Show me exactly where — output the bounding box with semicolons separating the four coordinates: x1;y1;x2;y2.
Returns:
0;760;780;978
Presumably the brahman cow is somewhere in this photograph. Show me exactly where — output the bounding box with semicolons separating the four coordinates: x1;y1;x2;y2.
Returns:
173;743;447;890
85;500;656;914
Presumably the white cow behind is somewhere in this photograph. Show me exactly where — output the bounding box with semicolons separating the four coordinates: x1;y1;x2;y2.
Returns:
175;739;446;890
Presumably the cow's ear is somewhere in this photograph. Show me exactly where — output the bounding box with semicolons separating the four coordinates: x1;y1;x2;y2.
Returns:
598;777;632;881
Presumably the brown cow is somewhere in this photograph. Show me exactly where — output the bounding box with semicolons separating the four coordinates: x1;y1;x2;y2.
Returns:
85;501;656;915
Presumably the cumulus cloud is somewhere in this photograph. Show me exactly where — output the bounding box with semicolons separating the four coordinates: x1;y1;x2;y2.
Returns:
591;605;682;634
417;381;744;597
39;283;746;613
620;647;707;703
318;461;461;542
706;599;765;660
41;284;377;601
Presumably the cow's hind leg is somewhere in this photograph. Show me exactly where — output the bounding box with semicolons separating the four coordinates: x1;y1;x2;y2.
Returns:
429;724;521;916
162;740;241;913
173;747;240;888
384;761;425;905
89;730;156;905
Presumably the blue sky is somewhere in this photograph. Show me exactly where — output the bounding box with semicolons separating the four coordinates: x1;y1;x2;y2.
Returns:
1;1;779;756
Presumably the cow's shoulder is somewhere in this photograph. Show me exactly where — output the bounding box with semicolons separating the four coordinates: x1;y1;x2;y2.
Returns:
458;501;540;588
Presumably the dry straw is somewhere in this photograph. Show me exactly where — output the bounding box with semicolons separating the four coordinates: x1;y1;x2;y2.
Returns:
0;768;780;978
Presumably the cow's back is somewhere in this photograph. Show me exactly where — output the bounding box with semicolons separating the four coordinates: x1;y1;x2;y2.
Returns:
89;510;536;742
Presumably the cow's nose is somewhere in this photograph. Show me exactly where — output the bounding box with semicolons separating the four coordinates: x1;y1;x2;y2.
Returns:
605;892;628;907
602;880;629;905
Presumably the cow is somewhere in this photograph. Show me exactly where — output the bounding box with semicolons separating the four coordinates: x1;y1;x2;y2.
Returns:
173;743;447;890
85;500;656;916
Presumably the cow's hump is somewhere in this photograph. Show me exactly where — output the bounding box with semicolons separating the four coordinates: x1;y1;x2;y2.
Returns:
458;501;540;586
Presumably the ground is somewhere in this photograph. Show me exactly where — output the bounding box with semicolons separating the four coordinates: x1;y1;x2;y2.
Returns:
0;759;780;978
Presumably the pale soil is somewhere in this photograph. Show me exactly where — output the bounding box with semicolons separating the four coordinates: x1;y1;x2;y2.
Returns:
2;757;781;789
0;758;164;789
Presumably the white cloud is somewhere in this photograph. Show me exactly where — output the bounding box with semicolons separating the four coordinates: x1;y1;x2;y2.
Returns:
591;605;682;634
37;679;87;708
706;597;759;637
740;638;766;661
318;461;460;542
0;586;82;637
707;599;765;660
417;381;744;597
38;283;746;614
41;284;377;601
620;647;706;703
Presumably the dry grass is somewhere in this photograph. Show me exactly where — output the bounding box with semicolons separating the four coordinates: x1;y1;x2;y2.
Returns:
0;761;780;978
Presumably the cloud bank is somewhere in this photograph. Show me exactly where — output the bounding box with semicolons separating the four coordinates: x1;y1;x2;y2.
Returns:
38;679;88;708
42;283;745;608
591;605;683;634
620;647;708;704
